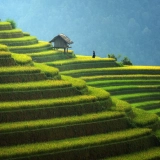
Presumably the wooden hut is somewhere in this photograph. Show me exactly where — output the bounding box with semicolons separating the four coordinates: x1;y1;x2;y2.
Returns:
49;34;73;53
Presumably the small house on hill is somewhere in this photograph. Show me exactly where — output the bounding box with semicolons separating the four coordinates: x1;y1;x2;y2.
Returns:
49;34;73;53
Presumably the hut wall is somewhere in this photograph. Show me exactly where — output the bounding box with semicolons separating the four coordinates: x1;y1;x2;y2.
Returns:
54;37;67;48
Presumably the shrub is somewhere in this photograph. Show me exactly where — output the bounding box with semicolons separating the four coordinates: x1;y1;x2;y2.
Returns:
108;54;117;61
6;19;16;29
122;57;132;65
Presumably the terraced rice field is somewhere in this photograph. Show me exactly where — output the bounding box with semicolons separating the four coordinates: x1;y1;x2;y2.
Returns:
0;21;160;159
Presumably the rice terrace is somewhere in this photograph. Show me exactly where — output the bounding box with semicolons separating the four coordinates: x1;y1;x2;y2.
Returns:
0;20;160;160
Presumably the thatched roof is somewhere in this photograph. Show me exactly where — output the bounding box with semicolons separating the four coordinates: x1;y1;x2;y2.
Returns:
50;34;73;44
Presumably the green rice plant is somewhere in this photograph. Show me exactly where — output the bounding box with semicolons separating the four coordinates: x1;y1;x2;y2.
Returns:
9;41;53;53
0;29;22;34
11;53;32;65
0;29;23;38
81;75;160;81
0;111;125;133
60;66;160;77
0;128;151;159
0;44;9;51
148;108;160;115
0;51;11;58
106;147;160;160
0;95;97;111
34;62;59;78
0;66;40;75
0;22;11;26
87;79;160;87
87;86;110;100
48;57;115;66
0;22;12;30
132;108;158;127
27;50;63;57
115;92;160;101
0;80;71;92
61;75;87;93
9;41;51;50
0;36;38;46
23;32;30;36
155;129;160;139
111;97;132;112
131;100;160;110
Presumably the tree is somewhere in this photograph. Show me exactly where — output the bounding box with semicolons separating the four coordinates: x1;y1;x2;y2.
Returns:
6;19;16;29
121;57;132;65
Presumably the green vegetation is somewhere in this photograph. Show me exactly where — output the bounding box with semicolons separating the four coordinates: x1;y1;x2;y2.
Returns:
0;36;38;46
107;147;160;160
61;75;87;93
0;80;71;92
132;108;158;127
27;50;63;57
88;86;110;100
0;95;97;111
0;66;40;75
34;62;60;79
48;57;115;65
60;66;160;77
0;128;151;159
111;97;132;112
0;44;9;51
11;53;32;65
6;19;16;29
0;111;125;133
9;41;52;53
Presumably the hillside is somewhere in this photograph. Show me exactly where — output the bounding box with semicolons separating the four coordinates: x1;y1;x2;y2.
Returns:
0;21;160;159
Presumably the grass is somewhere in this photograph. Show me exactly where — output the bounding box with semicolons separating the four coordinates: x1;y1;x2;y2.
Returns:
0;36;38;46
27;50;63;57
61;75;87;92
0;111;125;133
0;95;97;111
0;66;40;75
9;41;51;50
60;66;160;77
106;147;160;160
87;86;110;100
9;41;53;53
47;57;115;66
132;108;159;127
0;51;11;58
0;29;22;33
131;100;160;110
87;79;160;86
111;97;132;112
0;80;71;92
0;128;151;159
0;22;11;25
114;92;160;100
0;44;9;51
101;85;160;95
34;62;59;78
0;29;23;38
11;53;32;65
81;74;160;81
155;130;160;139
